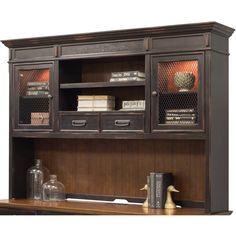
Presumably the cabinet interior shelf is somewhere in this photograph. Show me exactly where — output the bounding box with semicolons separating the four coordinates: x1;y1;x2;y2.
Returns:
21;95;49;99
60;81;146;89
160;91;198;96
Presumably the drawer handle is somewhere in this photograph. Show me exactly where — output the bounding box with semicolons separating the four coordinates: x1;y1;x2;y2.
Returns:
72;120;87;127
114;120;130;127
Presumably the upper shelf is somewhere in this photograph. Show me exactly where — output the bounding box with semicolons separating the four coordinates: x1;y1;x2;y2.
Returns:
60;81;146;89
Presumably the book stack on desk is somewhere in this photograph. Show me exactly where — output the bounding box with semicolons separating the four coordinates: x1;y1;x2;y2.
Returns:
110;71;145;82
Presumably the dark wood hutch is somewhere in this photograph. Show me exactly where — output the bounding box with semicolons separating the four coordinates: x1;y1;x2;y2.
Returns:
0;22;234;215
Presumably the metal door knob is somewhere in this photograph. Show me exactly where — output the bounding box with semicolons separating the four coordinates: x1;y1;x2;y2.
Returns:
48;94;53;99
152;91;157;96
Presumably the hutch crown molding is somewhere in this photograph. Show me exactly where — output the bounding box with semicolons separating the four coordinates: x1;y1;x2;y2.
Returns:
0;22;234;215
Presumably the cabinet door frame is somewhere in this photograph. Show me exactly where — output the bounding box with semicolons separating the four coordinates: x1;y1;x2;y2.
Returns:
151;52;205;132
13;62;54;131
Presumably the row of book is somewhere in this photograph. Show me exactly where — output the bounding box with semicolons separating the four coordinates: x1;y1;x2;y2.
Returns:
165;108;197;125
147;172;173;209
26;81;49;96
110;71;145;82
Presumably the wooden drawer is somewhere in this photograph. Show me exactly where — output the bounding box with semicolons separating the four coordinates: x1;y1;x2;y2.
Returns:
61;39;145;57
13;46;55;60
101;113;145;132
152;34;209;52
60;113;99;132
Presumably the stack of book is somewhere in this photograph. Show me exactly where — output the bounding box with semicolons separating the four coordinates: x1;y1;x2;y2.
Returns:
147;172;173;209
119;100;145;111
77;95;115;111
165;108;197;125
110;71;145;82
26;82;49;96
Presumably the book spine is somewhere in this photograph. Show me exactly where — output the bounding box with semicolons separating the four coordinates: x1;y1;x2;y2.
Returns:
111;72;123;78
27;85;49;91
165;108;195;113
26;91;49;96
27;82;49;87
123;71;145;77
110;77;145;82
165;113;196;117
155;173;163;209
111;71;145;78
165;116;196;121
149;173;156;208
165;120;196;125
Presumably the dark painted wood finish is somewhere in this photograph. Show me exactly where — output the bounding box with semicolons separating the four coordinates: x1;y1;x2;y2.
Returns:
1;22;234;215
2;22;234;49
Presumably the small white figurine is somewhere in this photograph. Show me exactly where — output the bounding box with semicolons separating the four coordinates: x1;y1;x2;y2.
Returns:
140;184;148;208
164;185;179;209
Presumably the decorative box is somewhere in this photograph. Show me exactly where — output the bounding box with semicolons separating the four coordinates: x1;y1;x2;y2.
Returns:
31;112;49;125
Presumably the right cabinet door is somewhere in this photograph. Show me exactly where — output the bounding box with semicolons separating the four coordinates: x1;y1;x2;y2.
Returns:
151;53;204;132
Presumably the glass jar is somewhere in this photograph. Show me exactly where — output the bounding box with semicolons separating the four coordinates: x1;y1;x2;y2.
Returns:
27;159;49;200
42;175;66;201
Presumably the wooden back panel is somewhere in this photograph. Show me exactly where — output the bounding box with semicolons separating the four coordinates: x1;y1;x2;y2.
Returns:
35;139;205;202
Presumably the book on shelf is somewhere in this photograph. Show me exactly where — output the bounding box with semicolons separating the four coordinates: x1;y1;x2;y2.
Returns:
27;81;49;87
165;113;196;117
111;71;145;78
122;100;145;109
26;91;49;96
164;108;197;124
27;85;49;91
165;108;195;113
165;120;196;125
165;116;196;121
110;77;145;82
77;95;115;111
77;107;114;112
78;99;115;108
148;172;173;209
77;95;114;100
119;108;145;111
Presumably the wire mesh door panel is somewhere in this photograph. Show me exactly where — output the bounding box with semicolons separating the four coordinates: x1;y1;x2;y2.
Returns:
16;65;53;129
151;54;204;131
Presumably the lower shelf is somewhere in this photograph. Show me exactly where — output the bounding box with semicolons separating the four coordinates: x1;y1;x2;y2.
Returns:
0;199;208;215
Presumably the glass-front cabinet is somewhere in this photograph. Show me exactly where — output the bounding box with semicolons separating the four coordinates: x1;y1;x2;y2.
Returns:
13;63;54;130
151;54;204;132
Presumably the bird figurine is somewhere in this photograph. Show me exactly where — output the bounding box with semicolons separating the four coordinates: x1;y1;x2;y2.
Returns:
140;184;148;208
164;185;179;209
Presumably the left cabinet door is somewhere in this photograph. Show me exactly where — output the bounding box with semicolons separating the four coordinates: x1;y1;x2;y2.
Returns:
13;63;54;130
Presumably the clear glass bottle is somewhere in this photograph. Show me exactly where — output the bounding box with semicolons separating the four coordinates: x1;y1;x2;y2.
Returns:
27;159;49;200
42;175;66;201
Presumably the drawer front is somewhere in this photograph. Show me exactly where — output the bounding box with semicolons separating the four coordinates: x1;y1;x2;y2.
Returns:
101;113;144;132
60;114;99;132
152;34;209;52
14;46;55;60
61;39;145;57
